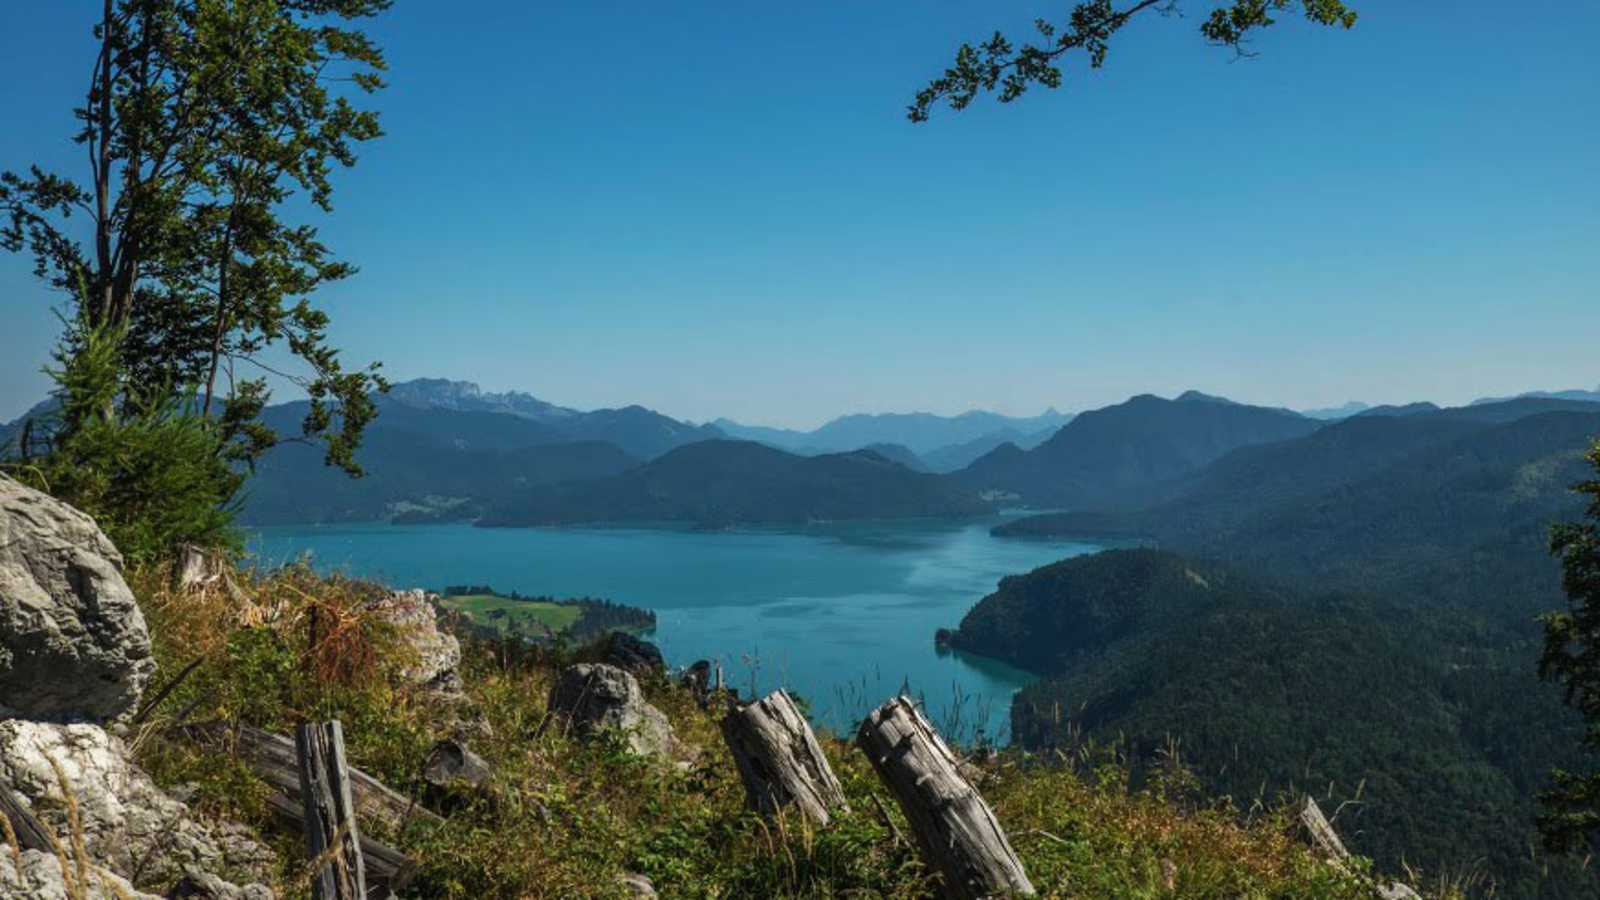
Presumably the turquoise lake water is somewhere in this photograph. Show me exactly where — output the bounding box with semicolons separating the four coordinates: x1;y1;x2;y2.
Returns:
249;518;1098;743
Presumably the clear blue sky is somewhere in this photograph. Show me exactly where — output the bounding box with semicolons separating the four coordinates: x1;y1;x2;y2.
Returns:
2;1;1596;428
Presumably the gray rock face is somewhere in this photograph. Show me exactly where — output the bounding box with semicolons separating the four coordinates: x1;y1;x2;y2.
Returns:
366;588;462;689
0;720;275;893
547;663;674;758
0;475;155;723
0;849;162;900
603;631;665;677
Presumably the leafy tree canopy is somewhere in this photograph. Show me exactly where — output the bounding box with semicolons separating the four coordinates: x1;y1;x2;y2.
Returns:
1;0;392;475
909;0;1358;122
1539;439;1600;853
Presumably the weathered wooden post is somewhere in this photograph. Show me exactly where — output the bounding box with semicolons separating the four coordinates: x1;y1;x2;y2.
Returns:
1298;797;1349;861
295;720;368;900
720;690;849;826
856;696;1034;900
1298;796;1420;900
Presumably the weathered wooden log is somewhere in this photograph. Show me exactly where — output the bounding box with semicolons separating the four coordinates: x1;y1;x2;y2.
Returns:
1298;797;1349;861
295;721;368;900
1298;797;1420;900
423;739;492;791
264;793;416;899
720;689;848;826
176;722;440;828
856;697;1034;900
0;784;54;852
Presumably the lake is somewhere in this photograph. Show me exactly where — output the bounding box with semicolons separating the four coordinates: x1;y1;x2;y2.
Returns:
249;518;1098;743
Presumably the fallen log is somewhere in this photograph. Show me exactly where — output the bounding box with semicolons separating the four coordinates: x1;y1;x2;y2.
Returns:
720;690;848;826
177;722;440;829
856;696;1034;900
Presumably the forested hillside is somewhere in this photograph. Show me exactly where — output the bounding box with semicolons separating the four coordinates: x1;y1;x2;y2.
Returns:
481;440;993;527
972;401;1600;898
946;550;1592;899
958;392;1322;507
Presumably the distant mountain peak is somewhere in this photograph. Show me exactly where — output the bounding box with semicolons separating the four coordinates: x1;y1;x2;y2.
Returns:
1300;401;1372;420
1175;390;1241;405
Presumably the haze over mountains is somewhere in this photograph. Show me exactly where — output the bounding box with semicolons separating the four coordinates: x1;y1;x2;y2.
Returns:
3;378;1596;532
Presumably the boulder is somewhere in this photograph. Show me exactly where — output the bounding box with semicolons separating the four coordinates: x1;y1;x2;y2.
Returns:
547;663;674;758
366;588;461;689
0;475;155;723
603;631;665;676
423;739;493;791
681;659;713;707
0;849;162;900
0;720;275;892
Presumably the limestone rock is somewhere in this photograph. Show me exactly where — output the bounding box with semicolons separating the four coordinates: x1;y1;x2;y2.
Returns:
603;632;665;677
618;872;658;898
366;588;461;688
167;870;275;899
547;663;674;757
423;739;492;791
0;720;275;892
0;475;155;723
0;849;162;900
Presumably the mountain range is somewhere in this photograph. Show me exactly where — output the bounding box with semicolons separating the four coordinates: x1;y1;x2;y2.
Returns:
966;396;1600;898
479;441;991;527
957;390;1323;508
714;408;1070;470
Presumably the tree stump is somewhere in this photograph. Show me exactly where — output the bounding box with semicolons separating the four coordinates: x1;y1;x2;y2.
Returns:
856;696;1034;900
720;690;848;826
295;721;368;900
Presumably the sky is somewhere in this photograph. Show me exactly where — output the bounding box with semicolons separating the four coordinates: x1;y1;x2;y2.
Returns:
1;1;1596;429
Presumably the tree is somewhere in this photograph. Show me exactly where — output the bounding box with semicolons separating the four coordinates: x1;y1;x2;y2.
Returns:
909;0;1358;122
1;0;391;475
1538;438;1600;853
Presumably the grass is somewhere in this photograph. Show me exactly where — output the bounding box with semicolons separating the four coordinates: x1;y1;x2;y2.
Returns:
437;593;583;634
116;561;1444;899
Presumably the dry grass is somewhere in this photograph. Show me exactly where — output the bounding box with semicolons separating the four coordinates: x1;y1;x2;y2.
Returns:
118;562;1433;899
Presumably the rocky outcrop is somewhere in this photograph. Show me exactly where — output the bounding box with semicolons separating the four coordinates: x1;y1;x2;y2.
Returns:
366;588;461;689
0;720;275;893
167;872;274;899
603;632;665;677
0;849;162;900
0;475;155;723
547;664;674;758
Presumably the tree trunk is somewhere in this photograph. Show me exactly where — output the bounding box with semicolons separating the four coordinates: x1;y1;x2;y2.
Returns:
856;697;1034;900
295;721;367;900
720;690;848;827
